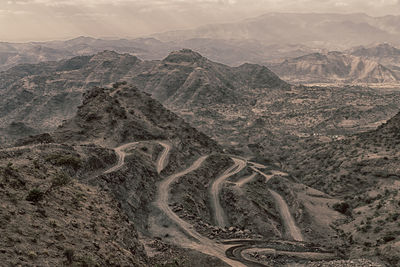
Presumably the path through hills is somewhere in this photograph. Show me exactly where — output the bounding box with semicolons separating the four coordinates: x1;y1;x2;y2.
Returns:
156;141;171;174
104;142;138;174
154;155;246;267
210;158;247;227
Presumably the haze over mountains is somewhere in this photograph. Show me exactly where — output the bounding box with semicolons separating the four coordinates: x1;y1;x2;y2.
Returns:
153;13;400;48
1;12;400;73
2;10;400;267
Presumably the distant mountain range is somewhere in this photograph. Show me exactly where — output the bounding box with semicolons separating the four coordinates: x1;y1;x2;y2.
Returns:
153;13;400;49
269;50;400;84
2;12;400;72
0;36;323;71
349;43;400;74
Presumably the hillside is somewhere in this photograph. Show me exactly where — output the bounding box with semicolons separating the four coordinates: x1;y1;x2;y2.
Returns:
1;84;356;266
269;51;400;84
54;84;219;153
1;48;395;267
1;84;234;266
278;111;400;266
350;43;400;76
0;143;149;266
0;49;288;144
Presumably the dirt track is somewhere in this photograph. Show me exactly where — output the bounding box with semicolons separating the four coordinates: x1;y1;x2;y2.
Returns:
269;189;304;241
210;158;247;227
155;155;246;267
104;142;138;174
156;141;171;174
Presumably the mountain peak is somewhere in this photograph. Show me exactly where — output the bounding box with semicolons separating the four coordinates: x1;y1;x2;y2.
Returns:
163;49;204;64
90;50;139;63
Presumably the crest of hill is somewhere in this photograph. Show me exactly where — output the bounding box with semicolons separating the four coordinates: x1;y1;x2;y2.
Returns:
135;49;289;107
364;110;400;142
53;84;219;153
163;49;205;64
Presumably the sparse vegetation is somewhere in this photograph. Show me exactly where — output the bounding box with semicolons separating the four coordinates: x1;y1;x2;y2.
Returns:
51;172;72;188
45;154;81;170
332;202;351;216
26;188;44;203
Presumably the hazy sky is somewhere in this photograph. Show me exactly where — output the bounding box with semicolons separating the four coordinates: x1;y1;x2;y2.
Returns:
1;0;400;42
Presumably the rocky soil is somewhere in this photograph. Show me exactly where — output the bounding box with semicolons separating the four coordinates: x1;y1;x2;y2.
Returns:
0;143;148;266
279;111;400;266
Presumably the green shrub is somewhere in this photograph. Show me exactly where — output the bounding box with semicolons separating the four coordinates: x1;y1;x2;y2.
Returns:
51;172;71;188
383;234;396;243
333;202;351;216
64;248;74;264
26;188;44;202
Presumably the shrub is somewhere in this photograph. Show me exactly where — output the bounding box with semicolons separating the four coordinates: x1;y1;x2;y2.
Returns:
64;248;74;264
51;172;71;188
383;234;396;243
26;188;44;202
4;162;17;177
333;202;351;216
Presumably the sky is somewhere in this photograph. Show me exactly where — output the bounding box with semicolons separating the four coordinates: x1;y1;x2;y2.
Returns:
1;0;400;42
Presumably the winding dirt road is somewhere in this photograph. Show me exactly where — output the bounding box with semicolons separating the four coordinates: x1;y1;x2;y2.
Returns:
101;142;330;266
250;167;288;182
104;142;138;174
236;172;257;188
155;155;246;267
249;166;303;242
269;189;304;242
210;158;247;227
156;142;171;174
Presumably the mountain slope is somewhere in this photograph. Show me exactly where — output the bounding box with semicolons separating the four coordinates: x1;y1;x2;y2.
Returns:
280;111;400;266
0;49;288;144
1;82;233;266
350;43;400;76
269;51;399;84
133;49;288;106
54;84;219;153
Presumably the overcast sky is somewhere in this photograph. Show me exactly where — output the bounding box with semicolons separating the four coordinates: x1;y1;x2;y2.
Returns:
1;0;400;42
